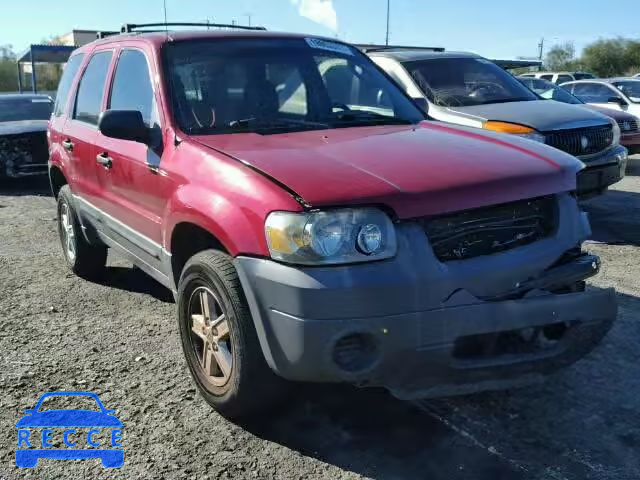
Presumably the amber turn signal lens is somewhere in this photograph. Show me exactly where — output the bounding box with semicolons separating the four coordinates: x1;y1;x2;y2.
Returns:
483;121;535;134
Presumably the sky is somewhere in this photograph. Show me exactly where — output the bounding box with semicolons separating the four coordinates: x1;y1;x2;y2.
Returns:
1;0;638;59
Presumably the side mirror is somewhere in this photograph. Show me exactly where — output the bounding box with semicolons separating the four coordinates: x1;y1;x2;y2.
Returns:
23;409;35;414
98;110;150;144
104;408;115;415
412;97;429;114
607;96;627;106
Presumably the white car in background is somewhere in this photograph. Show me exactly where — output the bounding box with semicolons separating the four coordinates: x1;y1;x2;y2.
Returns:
561;78;640;117
520;71;596;84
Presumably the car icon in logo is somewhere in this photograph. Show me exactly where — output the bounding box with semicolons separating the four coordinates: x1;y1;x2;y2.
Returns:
15;391;123;468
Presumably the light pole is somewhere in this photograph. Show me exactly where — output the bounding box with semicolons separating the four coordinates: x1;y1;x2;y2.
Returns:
385;0;390;45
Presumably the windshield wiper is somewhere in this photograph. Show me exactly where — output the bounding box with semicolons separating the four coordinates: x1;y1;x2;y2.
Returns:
228;117;329;131
330;110;413;126
475;98;534;105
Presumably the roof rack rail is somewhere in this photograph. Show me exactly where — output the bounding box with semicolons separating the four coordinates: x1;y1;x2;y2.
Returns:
356;44;445;53
120;22;266;33
96;31;119;39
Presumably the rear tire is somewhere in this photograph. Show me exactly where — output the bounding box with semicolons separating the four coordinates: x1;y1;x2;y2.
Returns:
57;185;107;278
177;249;286;418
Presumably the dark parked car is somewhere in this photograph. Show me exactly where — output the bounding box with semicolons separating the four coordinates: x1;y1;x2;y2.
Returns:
48;26;616;417
519;76;640;154
0;94;53;179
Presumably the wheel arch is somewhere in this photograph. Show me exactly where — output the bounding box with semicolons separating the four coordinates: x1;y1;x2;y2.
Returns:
169;221;230;287
48;164;68;199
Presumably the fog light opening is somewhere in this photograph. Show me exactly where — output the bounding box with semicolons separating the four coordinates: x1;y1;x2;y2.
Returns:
542;322;569;342
332;332;380;373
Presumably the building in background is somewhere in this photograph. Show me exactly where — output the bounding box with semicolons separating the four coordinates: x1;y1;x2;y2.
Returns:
52;30;102;47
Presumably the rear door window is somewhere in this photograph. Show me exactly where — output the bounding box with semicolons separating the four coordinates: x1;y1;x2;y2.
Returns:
53;54;85;117
540;74;553;81
109;49;159;128
73;51;113;125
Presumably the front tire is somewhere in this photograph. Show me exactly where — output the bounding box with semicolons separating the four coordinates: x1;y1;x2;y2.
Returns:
177;250;285;418
57;185;107;278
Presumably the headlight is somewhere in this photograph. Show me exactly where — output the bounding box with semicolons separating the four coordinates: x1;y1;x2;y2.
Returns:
265;208;397;265
611;120;621;146
483;121;545;143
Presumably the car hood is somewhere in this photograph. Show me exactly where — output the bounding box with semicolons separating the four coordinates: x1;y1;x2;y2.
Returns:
447;100;612;132
0;120;48;136
16;410;123;427
191;122;581;219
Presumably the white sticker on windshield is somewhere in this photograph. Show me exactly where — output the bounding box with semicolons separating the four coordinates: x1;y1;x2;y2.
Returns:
31;99;51;103
305;38;353;56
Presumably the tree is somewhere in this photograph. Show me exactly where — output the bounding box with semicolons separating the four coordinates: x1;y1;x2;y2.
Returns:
0;44;18;92
581;38;631;77
545;42;577;71
624;41;640;76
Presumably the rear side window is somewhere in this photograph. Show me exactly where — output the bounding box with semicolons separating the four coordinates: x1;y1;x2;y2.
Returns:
53;54;84;117
109;49;159;128
73;51;113;125
540;74;553;81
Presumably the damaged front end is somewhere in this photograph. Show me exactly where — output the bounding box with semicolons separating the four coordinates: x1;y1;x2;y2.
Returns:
234;192;617;400
0;132;49;178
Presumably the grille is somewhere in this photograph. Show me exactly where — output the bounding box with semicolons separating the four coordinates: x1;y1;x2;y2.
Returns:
617;118;639;133
0;132;49;164
421;196;557;262
544;124;613;157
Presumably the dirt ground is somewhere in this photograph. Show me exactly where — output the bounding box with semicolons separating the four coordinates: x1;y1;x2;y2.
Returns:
1;157;639;480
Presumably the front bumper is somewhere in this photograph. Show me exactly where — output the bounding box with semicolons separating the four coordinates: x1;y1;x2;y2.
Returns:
0;133;49;179
622;131;640;155
577;145;627;196
235;194;617;399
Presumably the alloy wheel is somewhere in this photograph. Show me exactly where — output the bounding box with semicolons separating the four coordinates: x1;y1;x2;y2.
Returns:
60;202;76;262
188;286;233;386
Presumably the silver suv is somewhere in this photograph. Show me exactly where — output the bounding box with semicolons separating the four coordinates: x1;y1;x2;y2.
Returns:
365;48;627;197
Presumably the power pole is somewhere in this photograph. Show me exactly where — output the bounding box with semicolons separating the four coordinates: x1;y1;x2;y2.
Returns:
538;37;544;61
244;13;252;27
385;0;390;45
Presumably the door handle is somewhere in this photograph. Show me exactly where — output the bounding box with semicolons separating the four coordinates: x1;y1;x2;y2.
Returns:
62;139;74;151
96;153;113;169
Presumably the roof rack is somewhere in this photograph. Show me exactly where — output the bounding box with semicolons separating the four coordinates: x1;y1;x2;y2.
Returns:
120;22;266;33
356;44;445;53
96;31;119;39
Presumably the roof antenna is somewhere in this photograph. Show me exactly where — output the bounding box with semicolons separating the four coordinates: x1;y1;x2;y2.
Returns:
163;0;169;37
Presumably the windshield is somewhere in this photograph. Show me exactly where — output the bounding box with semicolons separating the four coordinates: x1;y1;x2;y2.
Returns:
612;81;640;103
164;38;425;135
0;97;52;122
518;77;583;104
403;57;538;107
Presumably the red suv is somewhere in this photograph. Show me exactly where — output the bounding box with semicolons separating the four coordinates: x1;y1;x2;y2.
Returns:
49;26;616;417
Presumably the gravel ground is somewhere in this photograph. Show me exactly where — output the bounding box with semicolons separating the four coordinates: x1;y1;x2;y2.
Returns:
1;158;639;479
